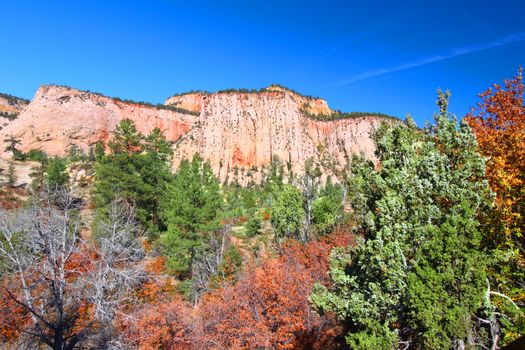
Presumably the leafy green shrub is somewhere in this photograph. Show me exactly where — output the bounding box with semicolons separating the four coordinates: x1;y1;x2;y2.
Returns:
300;105;399;122
245;214;262;237
26;149;48;163
312;93;494;349
45;157;69;189
271;184;305;242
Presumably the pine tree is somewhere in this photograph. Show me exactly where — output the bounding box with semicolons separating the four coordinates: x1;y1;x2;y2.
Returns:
245;213;262;237
3;135;24;160
94;141;105;161
161;154;223;277
93;119;173;237
312;178;344;236
45;157;69;189
7;162;16;187
271;184;305;242
141;127;174;233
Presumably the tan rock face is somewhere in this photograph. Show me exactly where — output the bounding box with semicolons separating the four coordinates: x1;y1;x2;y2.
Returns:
0;93;29;114
1;85;197;156
165;93;207;114
302;98;331;116
172;90;382;184
0;93;30;130
0;84;389;184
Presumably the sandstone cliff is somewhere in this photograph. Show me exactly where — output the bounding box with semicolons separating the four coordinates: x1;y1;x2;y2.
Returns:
0;84;393;184
169;88;383;184
1;85;197;156
0;92;30;130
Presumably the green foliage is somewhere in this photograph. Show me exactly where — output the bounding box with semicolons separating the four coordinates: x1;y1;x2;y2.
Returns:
28;151;48;191
67;145;85;162
108;119;142;154
170;84;321;100
3;135;25;161
109;97;200;116
216;245;243;279
7;162;16;187
311;179;344;236
26;149;48;163
161;154;223;277
270;184;305;241
301;157;321;233
343;320;398;350
169;90;211;98
0;111;19;120
93;141;105;161
221;186;244;219
264;155;285;193
0;92;30;105
155;103;201;116
220;183;269;224
68;86;200;116
245;213;262;237
93;119;173;237
45;157;69;189
312;93;493;348
216;88;261;94
300;105;399;122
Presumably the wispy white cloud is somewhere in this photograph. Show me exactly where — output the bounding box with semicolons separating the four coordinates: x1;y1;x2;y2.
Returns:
329;31;525;88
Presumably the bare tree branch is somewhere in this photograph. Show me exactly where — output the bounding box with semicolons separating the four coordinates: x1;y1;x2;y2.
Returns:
0;191;147;350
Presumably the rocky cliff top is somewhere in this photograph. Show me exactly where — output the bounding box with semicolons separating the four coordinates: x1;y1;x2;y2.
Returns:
0;92;30;129
0;92;30;113
0;84;398;184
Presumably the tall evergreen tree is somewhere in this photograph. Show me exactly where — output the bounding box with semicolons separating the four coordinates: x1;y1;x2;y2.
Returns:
161;154;223;277
93;119;173;237
312;93;494;349
141;127;174;232
271;183;305;242
311;178;344;236
7;162;16;188
45;157;69;190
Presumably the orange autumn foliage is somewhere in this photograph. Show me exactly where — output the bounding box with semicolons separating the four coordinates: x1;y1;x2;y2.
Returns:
0;279;30;343
197;258;339;350
0;248;99;345
118;295;193;350
120;230;354;350
466;69;525;248
146;255;167;274
466;70;525;308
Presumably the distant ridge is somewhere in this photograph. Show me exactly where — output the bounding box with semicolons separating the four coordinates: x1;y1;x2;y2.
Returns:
0;84;397;184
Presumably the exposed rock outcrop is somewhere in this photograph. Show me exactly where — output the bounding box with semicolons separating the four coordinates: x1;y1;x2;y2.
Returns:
165;92;207;114
0;84;393;184
171;88;383;183
1;85;197;156
0;93;30;130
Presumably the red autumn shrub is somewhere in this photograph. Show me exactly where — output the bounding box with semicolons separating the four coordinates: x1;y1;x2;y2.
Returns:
120;229;355;349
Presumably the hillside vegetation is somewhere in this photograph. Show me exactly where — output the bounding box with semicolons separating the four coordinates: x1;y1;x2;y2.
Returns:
0;73;524;350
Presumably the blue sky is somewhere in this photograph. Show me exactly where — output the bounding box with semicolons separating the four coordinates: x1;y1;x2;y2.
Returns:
1;0;524;125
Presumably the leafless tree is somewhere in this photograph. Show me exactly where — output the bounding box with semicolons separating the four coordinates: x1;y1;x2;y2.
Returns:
298;158;321;241
0;190;146;350
190;222;232;304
